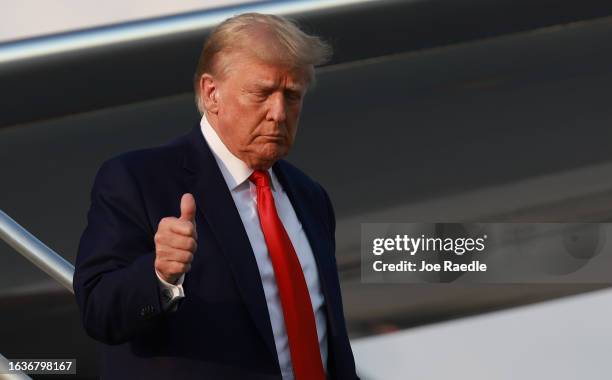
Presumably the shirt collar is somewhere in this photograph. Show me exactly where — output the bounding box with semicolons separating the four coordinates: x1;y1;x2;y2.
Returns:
200;115;276;192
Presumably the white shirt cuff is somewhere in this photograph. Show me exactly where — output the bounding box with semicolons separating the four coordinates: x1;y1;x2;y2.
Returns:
155;271;185;311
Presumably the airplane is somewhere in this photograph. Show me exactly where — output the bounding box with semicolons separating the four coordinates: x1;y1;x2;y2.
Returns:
2;0;612;378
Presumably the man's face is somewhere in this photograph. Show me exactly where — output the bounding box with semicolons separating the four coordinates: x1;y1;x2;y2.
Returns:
209;54;308;170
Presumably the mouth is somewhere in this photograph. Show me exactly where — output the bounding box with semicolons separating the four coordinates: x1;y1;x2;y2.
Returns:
258;135;285;142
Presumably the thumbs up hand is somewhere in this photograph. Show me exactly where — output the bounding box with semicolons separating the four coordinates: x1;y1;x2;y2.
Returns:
154;193;198;284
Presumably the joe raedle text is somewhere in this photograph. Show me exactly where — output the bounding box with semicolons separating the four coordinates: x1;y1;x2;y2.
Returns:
371;234;488;273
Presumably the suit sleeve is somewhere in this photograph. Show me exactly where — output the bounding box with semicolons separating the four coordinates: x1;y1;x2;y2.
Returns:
73;157;164;345
319;184;337;267
318;184;361;380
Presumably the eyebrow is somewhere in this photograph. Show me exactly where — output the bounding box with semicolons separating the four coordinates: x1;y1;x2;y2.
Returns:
251;81;304;92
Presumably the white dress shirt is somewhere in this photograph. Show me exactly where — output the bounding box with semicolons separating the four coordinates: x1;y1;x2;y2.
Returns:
156;116;328;380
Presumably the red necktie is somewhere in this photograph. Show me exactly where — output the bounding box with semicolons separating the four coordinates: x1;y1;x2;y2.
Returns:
249;170;326;380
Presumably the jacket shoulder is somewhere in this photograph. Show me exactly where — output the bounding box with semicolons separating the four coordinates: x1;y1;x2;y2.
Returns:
276;159;323;191
99;130;191;176
275;159;333;212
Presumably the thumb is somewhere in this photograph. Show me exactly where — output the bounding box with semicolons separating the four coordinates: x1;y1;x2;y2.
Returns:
180;193;196;222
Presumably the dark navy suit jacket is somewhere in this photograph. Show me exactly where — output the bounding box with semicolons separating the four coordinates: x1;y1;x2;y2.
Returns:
73;125;358;379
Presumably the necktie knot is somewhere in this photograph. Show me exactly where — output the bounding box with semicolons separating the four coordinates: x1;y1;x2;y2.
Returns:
249;170;271;188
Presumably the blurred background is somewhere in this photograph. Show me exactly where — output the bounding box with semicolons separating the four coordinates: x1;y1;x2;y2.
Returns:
2;0;612;378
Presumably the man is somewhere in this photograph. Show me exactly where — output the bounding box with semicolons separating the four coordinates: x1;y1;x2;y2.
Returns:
73;12;358;380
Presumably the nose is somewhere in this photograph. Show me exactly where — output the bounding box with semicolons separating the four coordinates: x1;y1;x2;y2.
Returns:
266;92;287;124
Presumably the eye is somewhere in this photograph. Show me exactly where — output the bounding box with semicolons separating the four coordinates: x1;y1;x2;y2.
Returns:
285;91;302;103
250;91;268;101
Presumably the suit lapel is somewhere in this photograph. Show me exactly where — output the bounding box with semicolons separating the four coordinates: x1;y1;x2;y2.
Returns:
182;125;278;364
273;161;340;337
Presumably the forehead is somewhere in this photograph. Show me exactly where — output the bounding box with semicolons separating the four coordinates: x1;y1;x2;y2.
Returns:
220;51;308;90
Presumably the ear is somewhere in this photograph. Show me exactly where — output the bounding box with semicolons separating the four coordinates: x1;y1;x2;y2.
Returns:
200;73;220;114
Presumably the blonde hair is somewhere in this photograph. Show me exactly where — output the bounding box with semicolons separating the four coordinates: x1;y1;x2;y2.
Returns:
193;12;332;115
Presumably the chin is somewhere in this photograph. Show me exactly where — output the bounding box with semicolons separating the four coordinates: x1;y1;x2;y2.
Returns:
263;143;288;159
249;145;288;169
